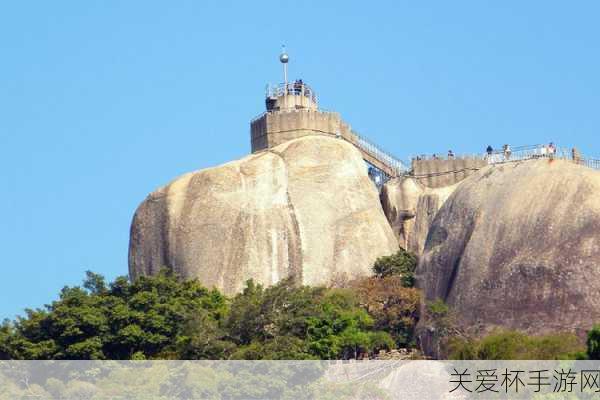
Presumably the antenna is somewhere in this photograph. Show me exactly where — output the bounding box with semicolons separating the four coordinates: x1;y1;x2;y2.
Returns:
279;45;289;87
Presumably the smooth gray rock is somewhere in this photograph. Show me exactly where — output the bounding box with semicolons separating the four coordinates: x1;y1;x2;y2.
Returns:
418;159;600;339
381;177;456;255
129;136;398;294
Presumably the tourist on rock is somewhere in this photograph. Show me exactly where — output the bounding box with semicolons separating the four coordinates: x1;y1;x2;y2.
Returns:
293;80;301;95
485;145;493;163
503;144;512;160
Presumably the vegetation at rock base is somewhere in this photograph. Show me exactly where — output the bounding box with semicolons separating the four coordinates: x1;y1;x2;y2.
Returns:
0;270;228;360
0;250;420;360
350;275;420;348
447;330;586;360
372;248;417;286
1;248;596;361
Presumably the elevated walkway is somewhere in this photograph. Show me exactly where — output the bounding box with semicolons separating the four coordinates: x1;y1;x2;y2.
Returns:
410;144;600;188
250;78;600;189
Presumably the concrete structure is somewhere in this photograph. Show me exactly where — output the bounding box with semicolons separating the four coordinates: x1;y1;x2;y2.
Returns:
250;50;407;179
250;82;406;179
411;157;487;188
250;93;352;152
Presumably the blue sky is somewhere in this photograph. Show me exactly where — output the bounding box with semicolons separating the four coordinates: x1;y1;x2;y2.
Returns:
2;1;599;319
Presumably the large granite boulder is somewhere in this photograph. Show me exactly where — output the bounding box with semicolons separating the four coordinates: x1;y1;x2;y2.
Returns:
381;177;456;255
129;136;398;294
418;159;600;339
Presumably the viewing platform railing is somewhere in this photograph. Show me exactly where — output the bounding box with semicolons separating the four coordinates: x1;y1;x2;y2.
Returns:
485;144;557;164
266;82;317;103
579;155;600;170
412;144;600;171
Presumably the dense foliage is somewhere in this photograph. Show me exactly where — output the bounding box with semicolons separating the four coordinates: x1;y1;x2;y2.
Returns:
371;248;417;287
0;251;421;360
586;324;600;359
351;276;420;348
0;270;227;360
3;248;592;361
447;330;585;360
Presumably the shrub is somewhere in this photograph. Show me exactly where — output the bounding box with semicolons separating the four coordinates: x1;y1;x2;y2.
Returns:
448;330;584;360
351;276;420;347
372;249;417;287
586;324;600;359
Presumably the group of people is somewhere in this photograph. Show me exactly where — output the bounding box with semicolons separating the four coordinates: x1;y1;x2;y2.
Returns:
485;144;512;160
290;79;305;95
414;150;455;161
413;142;558;164
485;142;557;163
540;142;557;156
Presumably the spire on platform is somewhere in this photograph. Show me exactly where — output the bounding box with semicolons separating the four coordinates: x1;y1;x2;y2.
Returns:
279;45;289;86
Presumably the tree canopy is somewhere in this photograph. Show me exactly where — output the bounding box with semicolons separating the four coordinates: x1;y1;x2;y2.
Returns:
0;256;422;360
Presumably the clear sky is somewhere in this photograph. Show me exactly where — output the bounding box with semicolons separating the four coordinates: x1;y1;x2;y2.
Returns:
2;1;599;319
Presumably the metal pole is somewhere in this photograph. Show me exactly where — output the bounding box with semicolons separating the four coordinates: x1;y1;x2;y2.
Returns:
283;62;287;107
280;46;289;107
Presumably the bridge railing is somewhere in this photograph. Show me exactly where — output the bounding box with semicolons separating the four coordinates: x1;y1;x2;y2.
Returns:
351;131;410;175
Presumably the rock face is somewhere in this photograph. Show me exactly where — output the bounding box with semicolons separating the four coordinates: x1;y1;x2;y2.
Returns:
129;136;398;294
381;177;456;255
418;159;600;338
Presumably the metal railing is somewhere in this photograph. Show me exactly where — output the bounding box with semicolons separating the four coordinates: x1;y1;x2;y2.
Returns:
580;157;600;170
406;144;600;182
486;145;570;165
266;82;318;103
412;144;600;172
352;132;410;175
250;109;409;176
412;153;484;161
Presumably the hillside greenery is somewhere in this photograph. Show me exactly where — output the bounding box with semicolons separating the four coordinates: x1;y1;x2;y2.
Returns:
0;249;420;360
2;247;598;360
447;330;586;360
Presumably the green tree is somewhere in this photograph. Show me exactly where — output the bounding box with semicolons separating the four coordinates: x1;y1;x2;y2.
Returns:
305;289;393;359
229;336;314;360
418;299;456;359
225;279;394;359
586;324;600;359
0;270;227;360
0;320;15;359
176;310;236;359
372;249;417;287
351;276;420;347
1;272;396;360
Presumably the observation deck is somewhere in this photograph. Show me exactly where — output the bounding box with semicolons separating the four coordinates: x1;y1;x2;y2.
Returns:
265;82;318;112
250;81;408;179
